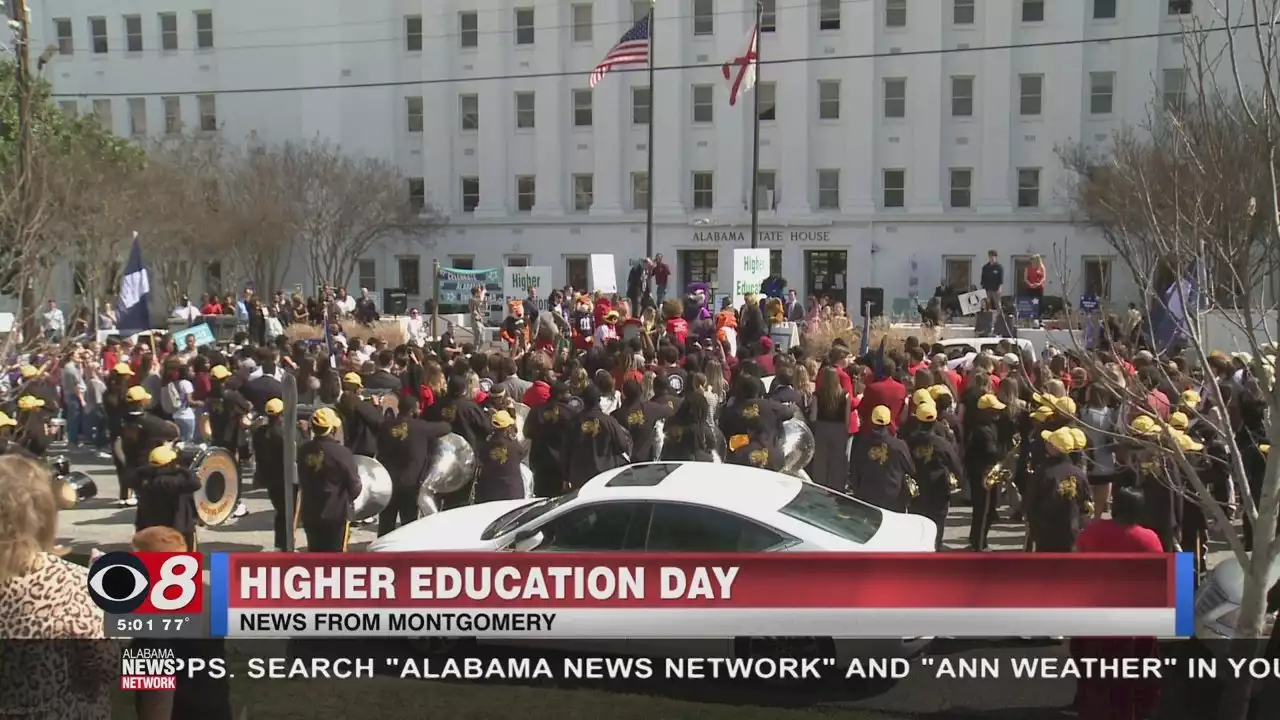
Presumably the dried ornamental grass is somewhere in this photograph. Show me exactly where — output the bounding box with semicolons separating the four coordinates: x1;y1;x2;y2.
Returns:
800;315;939;359
283;321;407;347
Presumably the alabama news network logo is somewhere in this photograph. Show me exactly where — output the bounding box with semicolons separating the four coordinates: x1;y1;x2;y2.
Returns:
87;552;204;614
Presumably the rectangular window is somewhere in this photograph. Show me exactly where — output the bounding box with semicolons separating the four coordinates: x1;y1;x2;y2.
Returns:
460;94;479;130
632;86;651;124
631;172;649;210
1021;0;1045;23
886;0;908;28
1169;0;1192;15
572;4;593;43
567;258;589;290
198;94;217;132
195;10;214;49
516;176;536;212
515;8;535;45
818;80;840;120
160;13;178;51
633;1;652;23
1094;0;1117;19
954;0;976;24
125;16;143;52
949;168;972;208
461;177;480;212
573;89;593;127
756;171;777;209
93;99;113;132
505;256;531;267
573;174;594;212
408;178;426;213
1090;71;1114;115
515;91;535;129
162;96;181;134
1017;167;1041;208
819;0;841;30
692;85;714;123
55;18;74;55
406;96;424;132
128;98;147;136
680;249;719;295
884;78;906;118
1163;68;1187;111
460;12;478;48
59;101;78;118
449;257;475;271
693;0;714;35
406;15;423;51
692;172;714;209
951;76;974;117
1019;74;1043;116
1083;256;1113;299
358;260;377;292
883;169;905;208
758;82;777;121
944;256;973;289
90;17;108;54
761;0;777;31
398;257;421;295
817;170;840;210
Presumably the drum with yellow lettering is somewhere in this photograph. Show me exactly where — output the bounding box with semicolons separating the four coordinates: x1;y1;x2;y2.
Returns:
179;443;240;526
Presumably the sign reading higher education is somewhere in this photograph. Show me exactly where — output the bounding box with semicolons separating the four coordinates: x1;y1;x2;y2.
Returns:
732;249;771;308
691;229;832;244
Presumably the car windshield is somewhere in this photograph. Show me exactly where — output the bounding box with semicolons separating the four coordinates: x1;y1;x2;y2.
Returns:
480;490;580;541
778;483;883;544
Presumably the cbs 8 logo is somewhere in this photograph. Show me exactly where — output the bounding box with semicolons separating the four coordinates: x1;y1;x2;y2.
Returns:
88;552;204;614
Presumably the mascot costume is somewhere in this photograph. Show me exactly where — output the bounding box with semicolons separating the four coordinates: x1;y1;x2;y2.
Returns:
570;294;596;352
764;297;785;326
663;298;689;346
499;299;530;354
684;282;715;342
595;310;621;345
760;274;787;301
716;309;739;357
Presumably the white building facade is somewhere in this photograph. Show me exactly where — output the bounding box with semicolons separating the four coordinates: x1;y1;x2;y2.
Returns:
25;0;1225;313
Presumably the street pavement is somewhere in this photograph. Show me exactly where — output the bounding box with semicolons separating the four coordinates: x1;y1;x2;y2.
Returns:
53;443;1236;718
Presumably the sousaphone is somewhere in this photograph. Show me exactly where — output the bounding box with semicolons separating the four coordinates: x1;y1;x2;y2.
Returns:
779;418;816;476
352;456;393;521
418;433;476;515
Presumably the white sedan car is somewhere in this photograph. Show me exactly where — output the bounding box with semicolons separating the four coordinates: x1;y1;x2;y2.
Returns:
371;461;936;661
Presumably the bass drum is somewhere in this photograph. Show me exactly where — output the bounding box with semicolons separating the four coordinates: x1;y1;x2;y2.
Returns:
181;444;241;527
352;456;393;521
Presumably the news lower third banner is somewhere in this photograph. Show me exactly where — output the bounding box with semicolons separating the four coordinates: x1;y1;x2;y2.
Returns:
189;553;1194;639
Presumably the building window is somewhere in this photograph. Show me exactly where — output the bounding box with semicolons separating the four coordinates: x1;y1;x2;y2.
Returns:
573;89;593;127
944;256;973;290
817;170;840;210
632;86;651;124
631;172;649;211
198;95;217;132
408;177;425;213
567;258;589;290
819;0;841;30
399;257;421;295
516;176;536;212
92;99;113;132
1021;0;1045;23
402;15;423;52
514;91;535;129
693;0;714;35
1083;256;1112;298
692;172;714;209
358;259;377;291
505;255;530;267
949;168;972;208
58;101;78;118
460;12;478;48
884;78;906;118
128;98;147;136
573;174;594;212
680;250;719;295
1019;74;1043;116
951;76;974;117
90;17;108;54
461;177;480;212
195;10;214;49
817;80;841;120
886;0;908;28
758;82;776;121
162;96;181;134
692;85;714;123
460;94;479;130
1094;0;1117;20
954;0;976;24
449;257;475;271
1017;168;1041;208
406;96;424;132
756;171;777;210
54;18;74;55
632;1;652;23
1169;0;1192;15
1090;71;1114;115
883;169;905;208
515;8;535;45
1163;68;1186;111
124;16;143;52
572;4;593;43
761;0;777;31
160;13;178;51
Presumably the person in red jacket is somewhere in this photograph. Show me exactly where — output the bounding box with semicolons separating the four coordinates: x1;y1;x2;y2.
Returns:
754;337;776;376
663;298;689;347
859;358;907;434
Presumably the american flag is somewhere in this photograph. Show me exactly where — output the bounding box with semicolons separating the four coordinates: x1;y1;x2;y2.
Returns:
589;13;651;88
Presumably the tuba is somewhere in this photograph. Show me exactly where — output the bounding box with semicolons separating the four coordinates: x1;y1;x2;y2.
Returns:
984;435;1022;489
905;475;920;499
352;456;394;521
779;418;815;476
513;403;531;454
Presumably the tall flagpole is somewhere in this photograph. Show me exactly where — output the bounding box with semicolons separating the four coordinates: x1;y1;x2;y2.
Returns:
749;2;762;249
645;5;656;259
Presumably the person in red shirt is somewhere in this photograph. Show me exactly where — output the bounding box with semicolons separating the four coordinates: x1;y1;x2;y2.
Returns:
754;338;776;376
1071;486;1164;720
200;293;222;316
859;358;907;434
663;298;689;347
1023;254;1046;320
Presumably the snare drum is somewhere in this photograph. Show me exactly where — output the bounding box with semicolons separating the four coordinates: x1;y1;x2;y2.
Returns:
47;418;66;443
180;444;241;526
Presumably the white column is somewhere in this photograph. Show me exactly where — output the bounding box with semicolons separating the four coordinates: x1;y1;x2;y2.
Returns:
909;9;943;212
475;0;511;218
714;5;748;218
776;1;811;216
842;0;876;212
590;0;624;214
422;1;453;213
532;0;565;215
652;0;686;215
978;1;1013;213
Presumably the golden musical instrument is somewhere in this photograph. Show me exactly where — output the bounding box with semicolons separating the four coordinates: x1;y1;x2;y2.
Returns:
984;435;1022;489
949;473;961;494
905;476;920;499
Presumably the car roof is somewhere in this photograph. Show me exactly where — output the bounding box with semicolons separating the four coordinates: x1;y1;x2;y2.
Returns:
578;462;803;517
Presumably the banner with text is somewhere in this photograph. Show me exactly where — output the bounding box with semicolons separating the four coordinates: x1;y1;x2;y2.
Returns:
589;255;617;295
732;249;771;308
436;267;504;318
503;266;553;311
